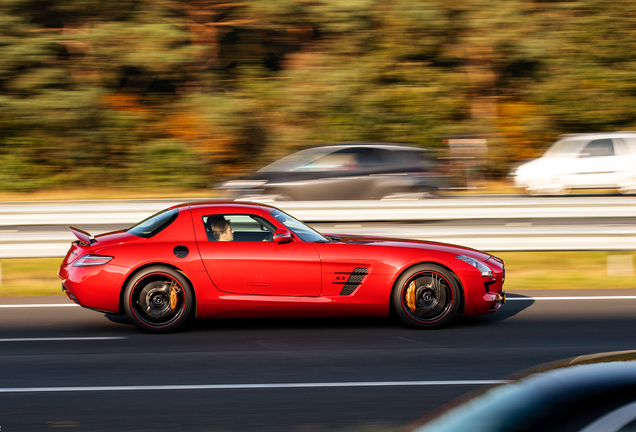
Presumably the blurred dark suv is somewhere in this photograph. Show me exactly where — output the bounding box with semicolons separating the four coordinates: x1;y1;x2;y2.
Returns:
216;143;445;201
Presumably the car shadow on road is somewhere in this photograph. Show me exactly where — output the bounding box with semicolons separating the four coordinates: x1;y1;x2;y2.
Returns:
101;294;534;332
186;316;400;332
103;313;132;324
454;294;534;327
183;296;535;332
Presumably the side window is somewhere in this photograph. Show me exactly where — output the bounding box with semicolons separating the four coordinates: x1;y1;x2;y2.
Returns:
127;207;178;238
580;139;615;157
202;214;276;242
352;148;382;168
299;149;367;171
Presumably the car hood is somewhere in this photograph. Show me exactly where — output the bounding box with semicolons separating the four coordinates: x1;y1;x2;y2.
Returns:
516;156;564;174
326;233;494;262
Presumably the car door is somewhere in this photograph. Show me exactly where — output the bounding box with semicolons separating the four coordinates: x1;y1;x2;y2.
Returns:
366;148;423;198
564;138;622;188
293;148;374;199
191;207;322;296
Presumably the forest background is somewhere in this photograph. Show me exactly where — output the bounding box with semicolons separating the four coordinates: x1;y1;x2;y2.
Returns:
2;0;636;192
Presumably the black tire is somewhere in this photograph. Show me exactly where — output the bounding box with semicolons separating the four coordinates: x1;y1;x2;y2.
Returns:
123;266;193;334
391;264;461;329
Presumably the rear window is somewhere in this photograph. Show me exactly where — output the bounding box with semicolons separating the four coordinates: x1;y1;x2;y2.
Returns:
374;148;434;170
127;207;179;238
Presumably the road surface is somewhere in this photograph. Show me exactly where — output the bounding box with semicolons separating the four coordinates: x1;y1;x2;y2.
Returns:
1;289;636;431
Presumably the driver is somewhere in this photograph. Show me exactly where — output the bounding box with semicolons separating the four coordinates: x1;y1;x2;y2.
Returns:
207;216;234;241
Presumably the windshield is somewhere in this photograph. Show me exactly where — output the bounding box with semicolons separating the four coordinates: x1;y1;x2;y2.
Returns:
544;139;586;157
127;207;179;238
270;209;330;243
258;147;334;172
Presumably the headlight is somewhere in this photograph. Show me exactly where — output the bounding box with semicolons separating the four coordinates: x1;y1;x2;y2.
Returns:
73;255;114;267
456;255;493;277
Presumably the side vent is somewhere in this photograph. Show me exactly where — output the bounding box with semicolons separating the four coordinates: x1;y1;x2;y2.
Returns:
335;268;369;296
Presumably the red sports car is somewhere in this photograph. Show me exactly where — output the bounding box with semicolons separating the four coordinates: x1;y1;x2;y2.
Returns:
58;202;506;333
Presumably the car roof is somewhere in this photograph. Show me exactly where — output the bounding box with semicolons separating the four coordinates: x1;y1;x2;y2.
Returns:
559;131;636;140
504;349;636;383
302;142;430;152
178;201;276;211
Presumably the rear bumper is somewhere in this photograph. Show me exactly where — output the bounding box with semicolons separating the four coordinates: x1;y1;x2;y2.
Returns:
58;263;128;314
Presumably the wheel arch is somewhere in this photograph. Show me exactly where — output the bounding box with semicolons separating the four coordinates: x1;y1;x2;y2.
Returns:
118;262;197;318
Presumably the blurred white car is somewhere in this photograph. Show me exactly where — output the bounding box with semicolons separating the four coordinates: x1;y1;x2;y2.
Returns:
513;132;636;195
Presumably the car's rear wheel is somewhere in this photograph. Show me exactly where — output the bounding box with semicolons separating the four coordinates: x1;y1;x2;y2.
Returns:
392;264;460;329
123;266;193;333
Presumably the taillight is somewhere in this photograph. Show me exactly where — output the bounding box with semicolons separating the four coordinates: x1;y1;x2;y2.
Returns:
72;255;114;267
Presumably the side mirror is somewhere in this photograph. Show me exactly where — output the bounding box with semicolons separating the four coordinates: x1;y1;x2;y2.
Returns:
273;228;293;244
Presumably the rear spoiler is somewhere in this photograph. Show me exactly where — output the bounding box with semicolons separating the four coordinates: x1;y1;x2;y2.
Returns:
69;226;97;246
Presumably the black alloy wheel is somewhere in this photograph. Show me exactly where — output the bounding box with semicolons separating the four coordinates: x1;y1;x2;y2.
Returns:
392;264;460;329
123;266;193;333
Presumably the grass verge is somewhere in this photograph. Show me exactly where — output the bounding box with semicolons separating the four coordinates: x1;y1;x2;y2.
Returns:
0;258;65;296
1;251;635;297
495;251;636;290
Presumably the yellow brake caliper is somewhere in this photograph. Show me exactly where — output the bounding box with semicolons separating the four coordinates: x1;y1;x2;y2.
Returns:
170;281;178;312
405;281;417;312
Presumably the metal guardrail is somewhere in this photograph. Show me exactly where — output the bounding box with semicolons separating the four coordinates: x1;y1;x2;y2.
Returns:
2;196;636;225
1;197;635;257
274;196;636;222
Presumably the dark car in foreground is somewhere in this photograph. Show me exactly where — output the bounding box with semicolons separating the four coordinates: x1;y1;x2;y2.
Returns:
216;143;444;201
409;350;636;432
58;201;505;333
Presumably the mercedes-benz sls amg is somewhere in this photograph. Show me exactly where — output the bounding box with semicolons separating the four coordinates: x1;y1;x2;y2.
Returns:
58;202;505;333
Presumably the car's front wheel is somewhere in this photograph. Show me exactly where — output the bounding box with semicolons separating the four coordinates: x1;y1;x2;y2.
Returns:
123;266;193;333
392;264;461;329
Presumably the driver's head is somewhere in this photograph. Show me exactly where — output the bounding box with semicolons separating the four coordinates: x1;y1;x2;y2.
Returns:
208;216;233;241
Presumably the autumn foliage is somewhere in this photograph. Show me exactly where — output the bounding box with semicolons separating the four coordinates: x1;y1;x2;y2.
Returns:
2;0;636;191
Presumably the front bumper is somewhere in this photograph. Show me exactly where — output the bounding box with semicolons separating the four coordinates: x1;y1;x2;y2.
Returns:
462;255;505;315
482;291;506;312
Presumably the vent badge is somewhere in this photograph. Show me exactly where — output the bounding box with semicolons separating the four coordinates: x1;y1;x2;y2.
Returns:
334;268;369;296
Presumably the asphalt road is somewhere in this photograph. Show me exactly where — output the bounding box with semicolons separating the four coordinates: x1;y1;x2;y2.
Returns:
2;290;636;431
